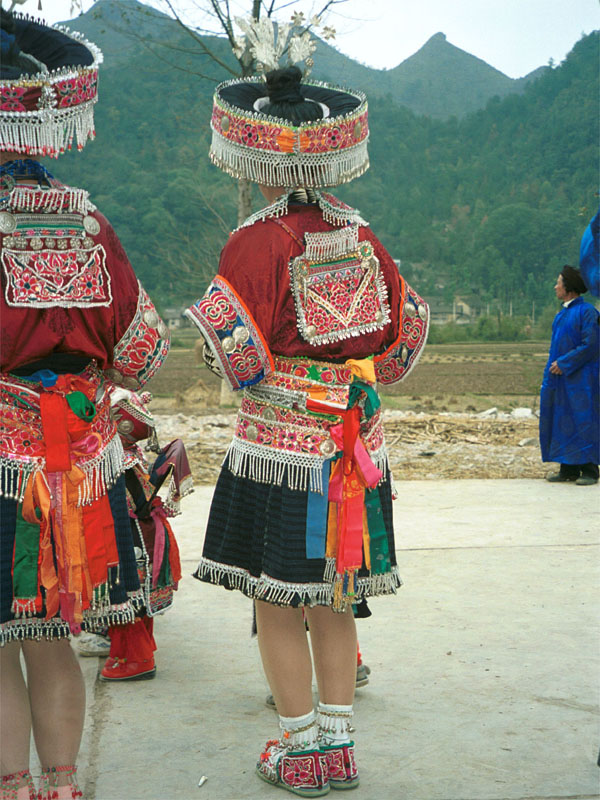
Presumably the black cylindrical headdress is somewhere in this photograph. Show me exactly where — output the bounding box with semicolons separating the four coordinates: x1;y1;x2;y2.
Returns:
0;10;102;158
209;66;369;187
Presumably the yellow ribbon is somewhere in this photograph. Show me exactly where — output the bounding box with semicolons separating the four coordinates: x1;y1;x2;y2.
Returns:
345;357;376;384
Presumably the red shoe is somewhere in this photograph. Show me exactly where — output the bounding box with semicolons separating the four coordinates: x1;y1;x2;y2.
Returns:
321;742;359;790
99;656;156;681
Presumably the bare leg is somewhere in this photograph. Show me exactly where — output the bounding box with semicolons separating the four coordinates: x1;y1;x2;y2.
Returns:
255;601;313;717
305;605;356;705
22;639;85;785
0;641;31;774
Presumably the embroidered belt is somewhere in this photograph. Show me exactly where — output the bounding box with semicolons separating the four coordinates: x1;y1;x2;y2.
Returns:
0;366;124;504
227;356;388;494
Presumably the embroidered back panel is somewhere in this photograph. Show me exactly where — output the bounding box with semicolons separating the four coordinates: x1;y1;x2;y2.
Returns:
288;224;391;347
1;203;110;308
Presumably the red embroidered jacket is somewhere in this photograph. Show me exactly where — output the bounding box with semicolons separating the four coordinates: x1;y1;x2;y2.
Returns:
0;181;169;387
186;202;429;389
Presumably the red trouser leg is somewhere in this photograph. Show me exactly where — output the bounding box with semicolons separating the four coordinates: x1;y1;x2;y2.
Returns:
108;616;156;662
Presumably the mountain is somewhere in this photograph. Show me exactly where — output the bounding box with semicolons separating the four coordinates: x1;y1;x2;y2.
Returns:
53;1;598;317
63;0;547;120
384;32;542;118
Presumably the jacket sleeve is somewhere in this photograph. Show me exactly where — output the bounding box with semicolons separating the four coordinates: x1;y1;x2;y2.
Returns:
99;213;170;389
374;278;430;385
184;226;276;392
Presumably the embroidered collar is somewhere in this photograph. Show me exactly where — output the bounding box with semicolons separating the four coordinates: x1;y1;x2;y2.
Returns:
233;189;368;233
1;159;54;184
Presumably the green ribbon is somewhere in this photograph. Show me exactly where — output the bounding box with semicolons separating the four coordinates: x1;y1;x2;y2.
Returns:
306;365;324;382
13;508;41;601
365;487;390;575
157;534;172;588
349;380;381;419
66;391;96;422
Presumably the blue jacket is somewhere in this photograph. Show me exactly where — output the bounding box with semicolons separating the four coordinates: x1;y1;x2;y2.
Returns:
539;296;599;464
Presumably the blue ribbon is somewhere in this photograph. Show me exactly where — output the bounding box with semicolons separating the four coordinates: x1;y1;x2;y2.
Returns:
305;461;331;559
20;369;58;388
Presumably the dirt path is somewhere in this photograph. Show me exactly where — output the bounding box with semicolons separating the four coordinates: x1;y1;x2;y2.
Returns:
150;407;545;484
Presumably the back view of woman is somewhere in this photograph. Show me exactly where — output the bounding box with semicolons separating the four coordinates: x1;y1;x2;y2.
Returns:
0;11;169;799
186;64;429;795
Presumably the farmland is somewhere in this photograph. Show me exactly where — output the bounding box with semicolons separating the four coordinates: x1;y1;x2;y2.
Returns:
146;336;551;483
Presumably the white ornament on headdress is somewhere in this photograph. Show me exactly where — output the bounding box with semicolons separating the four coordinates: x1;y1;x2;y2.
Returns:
233;14;333;77
234;17;290;73
287;31;316;68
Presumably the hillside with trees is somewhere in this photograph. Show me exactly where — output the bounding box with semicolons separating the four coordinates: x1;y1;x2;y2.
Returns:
56;1;598;324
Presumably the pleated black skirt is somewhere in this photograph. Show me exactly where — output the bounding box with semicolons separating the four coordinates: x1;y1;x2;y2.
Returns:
194;454;401;608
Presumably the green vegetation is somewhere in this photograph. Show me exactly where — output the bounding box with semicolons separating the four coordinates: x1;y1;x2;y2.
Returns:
57;1;598;330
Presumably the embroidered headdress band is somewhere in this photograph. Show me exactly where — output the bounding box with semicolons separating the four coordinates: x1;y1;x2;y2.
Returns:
0;13;102;158
210;76;369;188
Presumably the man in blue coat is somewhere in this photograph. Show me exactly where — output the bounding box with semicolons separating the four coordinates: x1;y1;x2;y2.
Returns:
540;266;599;485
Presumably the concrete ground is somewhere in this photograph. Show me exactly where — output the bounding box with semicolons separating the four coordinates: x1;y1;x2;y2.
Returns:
71;480;599;800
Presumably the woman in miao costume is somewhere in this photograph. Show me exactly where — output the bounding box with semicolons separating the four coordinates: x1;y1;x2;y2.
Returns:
0;11;169;799
185;26;430;796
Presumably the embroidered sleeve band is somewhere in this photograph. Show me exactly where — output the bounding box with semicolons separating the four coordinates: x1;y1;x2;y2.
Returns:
110;282;170;390
184;276;274;391
374;280;429;385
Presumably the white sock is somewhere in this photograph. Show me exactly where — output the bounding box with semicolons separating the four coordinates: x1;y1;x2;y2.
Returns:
318;702;353;745
278;709;318;750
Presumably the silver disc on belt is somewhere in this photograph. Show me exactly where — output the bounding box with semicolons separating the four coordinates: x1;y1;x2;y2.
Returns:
0;211;17;234
245;424;258;441
418;304;427;320
320;438;337;457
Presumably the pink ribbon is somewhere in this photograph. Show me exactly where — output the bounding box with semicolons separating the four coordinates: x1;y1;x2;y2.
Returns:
151;504;167;588
70;432;101;458
328;423;382;503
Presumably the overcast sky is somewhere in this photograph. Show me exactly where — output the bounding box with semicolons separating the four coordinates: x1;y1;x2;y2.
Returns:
7;0;599;78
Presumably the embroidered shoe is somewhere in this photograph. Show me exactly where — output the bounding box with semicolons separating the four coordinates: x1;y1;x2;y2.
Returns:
355;663;370;688
321;742;360;790
256;739;330;796
38;766;83;799
99;656;156;681
75;632;110;657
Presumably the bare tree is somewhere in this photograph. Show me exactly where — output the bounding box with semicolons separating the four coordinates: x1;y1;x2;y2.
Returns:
94;0;347;222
